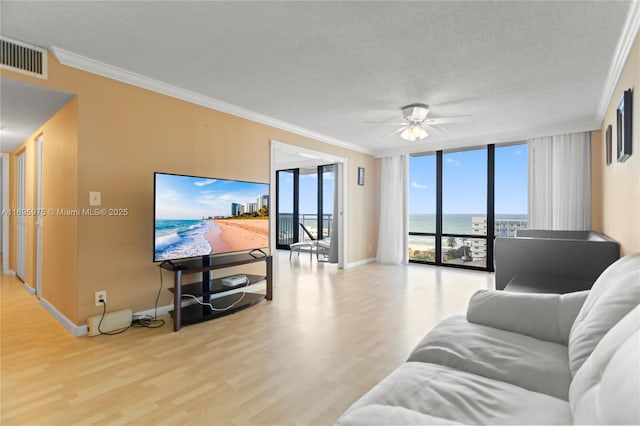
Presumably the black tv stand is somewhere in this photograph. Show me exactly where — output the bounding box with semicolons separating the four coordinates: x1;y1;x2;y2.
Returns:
249;248;267;258
160;253;273;331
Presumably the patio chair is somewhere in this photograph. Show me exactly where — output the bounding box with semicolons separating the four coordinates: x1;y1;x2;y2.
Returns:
289;223;315;260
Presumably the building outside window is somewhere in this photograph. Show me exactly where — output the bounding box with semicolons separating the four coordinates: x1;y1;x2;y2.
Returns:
408;143;528;271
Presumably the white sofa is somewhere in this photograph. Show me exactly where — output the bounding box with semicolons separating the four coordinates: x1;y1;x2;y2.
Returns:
336;254;640;425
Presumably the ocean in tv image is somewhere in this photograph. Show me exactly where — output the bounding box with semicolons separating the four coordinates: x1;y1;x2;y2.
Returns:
154;173;269;262
155;219;213;261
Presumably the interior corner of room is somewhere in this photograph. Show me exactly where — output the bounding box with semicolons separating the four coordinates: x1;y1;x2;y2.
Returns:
0;3;639;423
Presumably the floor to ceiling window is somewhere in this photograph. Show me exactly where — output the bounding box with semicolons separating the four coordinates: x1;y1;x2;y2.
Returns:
409;143;527;271
276;164;334;249
408;155;436;262
276;169;297;248
320;164;335;239
495;144;529;237
442;148;488;268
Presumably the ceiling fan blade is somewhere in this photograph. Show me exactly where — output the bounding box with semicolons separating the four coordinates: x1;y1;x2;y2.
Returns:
381;126;407;138
365;121;408;125
424;115;471;125
425;123;456;138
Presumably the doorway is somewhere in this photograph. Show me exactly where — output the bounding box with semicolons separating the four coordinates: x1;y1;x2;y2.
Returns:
270;141;347;268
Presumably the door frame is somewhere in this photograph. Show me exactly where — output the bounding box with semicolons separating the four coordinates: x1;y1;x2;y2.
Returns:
16;150;26;281
36;134;44;297
275;168;299;249
1;153;9;274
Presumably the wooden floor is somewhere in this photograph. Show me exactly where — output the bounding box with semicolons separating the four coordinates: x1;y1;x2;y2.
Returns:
1;252;493;425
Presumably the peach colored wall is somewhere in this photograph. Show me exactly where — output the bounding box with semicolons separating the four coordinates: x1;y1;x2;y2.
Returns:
3;53;380;325
597;33;640;255
41;99;79;322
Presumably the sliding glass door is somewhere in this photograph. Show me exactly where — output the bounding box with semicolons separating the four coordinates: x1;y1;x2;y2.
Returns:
276;169;297;248
320;164;335;239
276;164;334;249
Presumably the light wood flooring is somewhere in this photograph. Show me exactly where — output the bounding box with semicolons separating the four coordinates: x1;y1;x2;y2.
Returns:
1;252;493;425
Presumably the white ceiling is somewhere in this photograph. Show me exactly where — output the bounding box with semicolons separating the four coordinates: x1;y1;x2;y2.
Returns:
1;1;638;157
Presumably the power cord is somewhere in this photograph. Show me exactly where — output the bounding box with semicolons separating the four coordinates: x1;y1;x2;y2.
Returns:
97;271;167;334
97;300;131;335
181;276;250;312
132;269;167;328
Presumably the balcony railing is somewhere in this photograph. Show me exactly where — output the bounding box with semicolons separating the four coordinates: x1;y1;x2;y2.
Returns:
277;213;333;246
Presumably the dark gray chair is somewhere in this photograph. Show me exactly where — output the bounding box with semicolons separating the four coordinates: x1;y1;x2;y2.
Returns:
494;230;620;293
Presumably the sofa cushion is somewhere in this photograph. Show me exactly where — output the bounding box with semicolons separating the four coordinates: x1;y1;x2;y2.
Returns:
336;405;462;425
569;254;640;376
407;315;572;400
336;362;572;425
569;306;640;425
467;289;588;344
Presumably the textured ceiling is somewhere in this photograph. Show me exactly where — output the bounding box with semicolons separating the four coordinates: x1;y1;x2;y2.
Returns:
0;1;635;156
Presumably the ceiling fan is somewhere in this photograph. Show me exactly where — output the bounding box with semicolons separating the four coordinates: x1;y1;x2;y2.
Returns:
368;103;470;141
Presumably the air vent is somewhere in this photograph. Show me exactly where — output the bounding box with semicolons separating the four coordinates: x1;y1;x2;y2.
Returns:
0;36;48;79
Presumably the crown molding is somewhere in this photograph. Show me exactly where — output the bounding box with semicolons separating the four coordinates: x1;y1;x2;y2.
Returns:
50;47;374;156
373;119;600;158
596;1;640;124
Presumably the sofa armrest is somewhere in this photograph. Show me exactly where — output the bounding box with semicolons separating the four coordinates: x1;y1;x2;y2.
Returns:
466;289;589;344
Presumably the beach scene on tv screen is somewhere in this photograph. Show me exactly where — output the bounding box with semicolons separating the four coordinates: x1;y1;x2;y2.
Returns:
155;174;269;261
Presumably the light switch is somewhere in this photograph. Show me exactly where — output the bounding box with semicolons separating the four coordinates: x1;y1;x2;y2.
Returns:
89;191;101;206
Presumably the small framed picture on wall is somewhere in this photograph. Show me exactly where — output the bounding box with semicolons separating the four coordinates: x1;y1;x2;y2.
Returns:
617;89;633;163
357;167;365;186
605;124;612;165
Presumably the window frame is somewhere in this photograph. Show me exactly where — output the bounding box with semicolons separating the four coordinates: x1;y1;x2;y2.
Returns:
409;143;526;272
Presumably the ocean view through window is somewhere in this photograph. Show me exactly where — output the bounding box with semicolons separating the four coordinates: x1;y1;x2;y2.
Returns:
409;143;528;270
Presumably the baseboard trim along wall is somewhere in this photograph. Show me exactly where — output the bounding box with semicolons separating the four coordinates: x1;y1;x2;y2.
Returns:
346;257;376;269
23;283;35;295
40;297;88;337
40;299;176;337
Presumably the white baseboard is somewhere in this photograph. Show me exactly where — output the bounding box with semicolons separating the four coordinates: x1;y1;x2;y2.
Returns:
23;283;35;295
40;297;88;337
38;298;174;337
133;304;174;320
3;269;16;276
346;257;376;268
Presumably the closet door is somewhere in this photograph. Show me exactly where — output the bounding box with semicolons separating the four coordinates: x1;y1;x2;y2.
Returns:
16;151;26;281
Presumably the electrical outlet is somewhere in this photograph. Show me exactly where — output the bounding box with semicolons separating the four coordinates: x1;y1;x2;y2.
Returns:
95;290;107;307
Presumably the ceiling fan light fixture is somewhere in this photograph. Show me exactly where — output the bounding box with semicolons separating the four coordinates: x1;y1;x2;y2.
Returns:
401;125;428;141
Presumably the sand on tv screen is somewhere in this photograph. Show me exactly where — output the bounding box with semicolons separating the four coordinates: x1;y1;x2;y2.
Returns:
154;172;269;262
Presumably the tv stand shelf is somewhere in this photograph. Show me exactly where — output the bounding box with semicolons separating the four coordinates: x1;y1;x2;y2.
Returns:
160;253;272;331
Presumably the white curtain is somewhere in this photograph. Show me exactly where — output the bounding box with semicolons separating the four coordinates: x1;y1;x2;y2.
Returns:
376;155;408;264
528;131;591;230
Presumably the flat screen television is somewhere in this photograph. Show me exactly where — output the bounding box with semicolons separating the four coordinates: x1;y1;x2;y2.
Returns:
154;172;269;262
